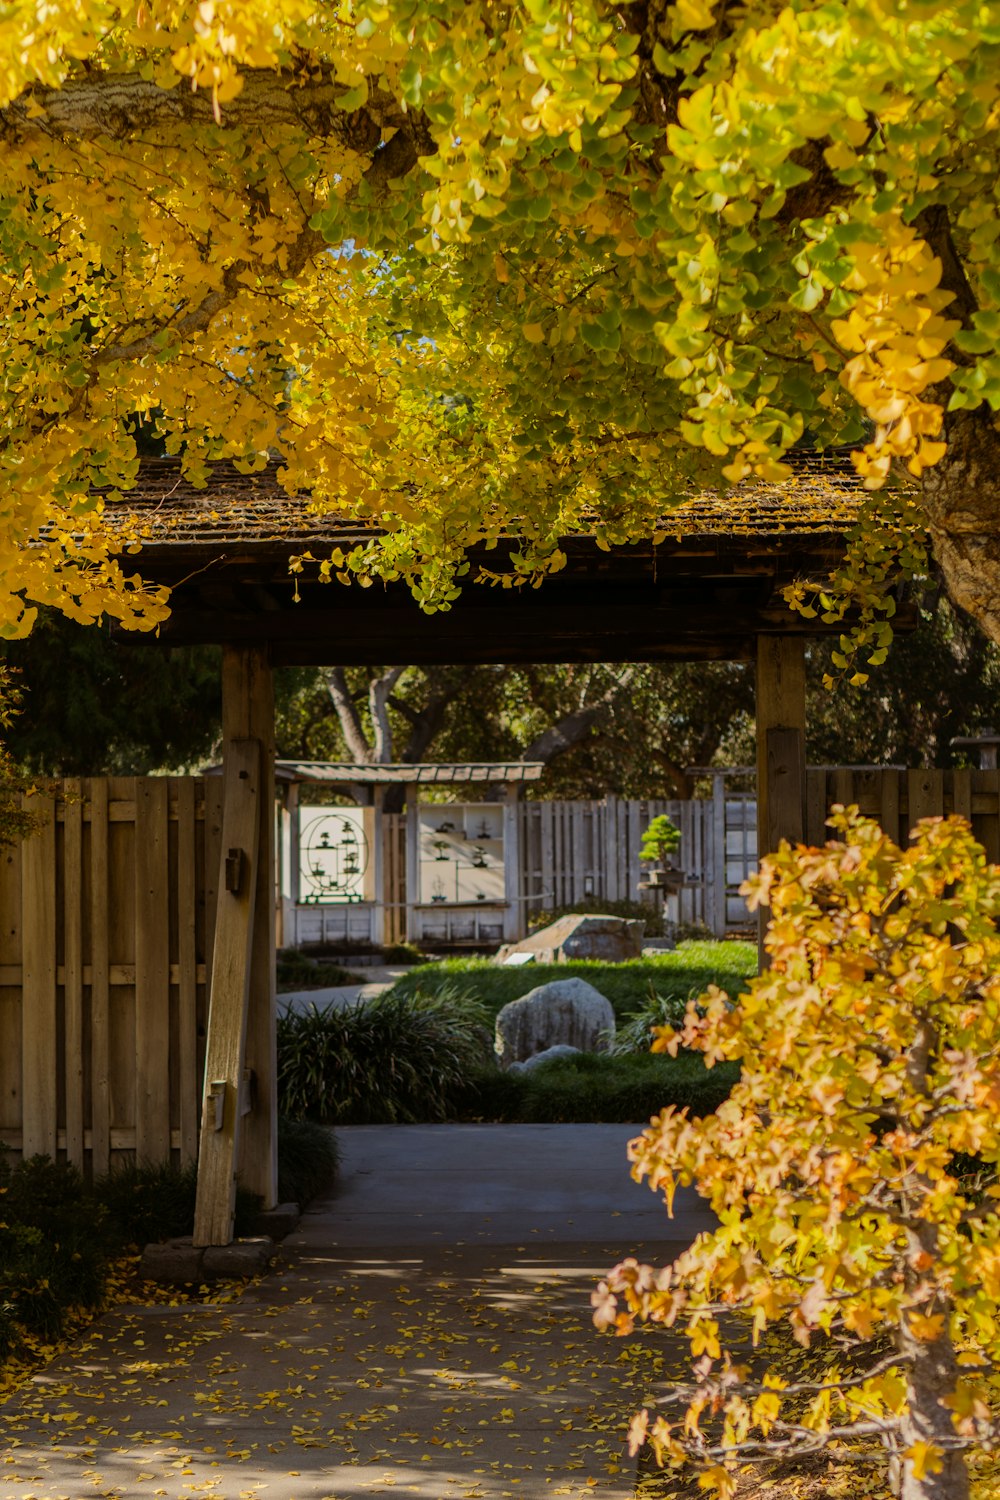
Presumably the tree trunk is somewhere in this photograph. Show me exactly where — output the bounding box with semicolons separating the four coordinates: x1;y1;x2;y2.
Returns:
896;1299;970;1500
922;408;1000;650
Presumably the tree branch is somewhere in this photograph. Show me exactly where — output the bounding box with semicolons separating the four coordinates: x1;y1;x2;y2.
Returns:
322;666;370;761
0;69;410;145
368;666;409;762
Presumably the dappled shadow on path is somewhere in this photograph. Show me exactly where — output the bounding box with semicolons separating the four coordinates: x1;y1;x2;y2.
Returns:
1;1243;693;1500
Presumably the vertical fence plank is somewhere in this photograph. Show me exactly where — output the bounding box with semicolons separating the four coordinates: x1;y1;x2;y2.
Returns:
975;771;1000;863
907;768;944;833
572;805;587;907
21;794;57;1158
63;779;85;1169
711;776;727;937
540;802;555;911
805;769;827;846
831;768;854;809
176;779;199;1165
952;767;973;825
135;779;171;1163
880;772;901;846
604;796;620;902
0;830;21;1138
89;780;111;1174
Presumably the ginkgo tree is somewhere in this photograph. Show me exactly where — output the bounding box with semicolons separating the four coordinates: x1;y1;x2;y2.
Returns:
2;1;1000;653
594;809;1000;1500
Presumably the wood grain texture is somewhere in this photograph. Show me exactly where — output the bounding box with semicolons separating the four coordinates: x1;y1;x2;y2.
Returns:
89;779;111;1174
135;778;171;1163
63;779;85;1168
21;795;57;1157
194;740;261;1247
176;778;199;1165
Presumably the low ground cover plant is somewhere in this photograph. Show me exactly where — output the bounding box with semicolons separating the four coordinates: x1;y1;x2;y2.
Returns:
597;811;1000;1500
277;946;751;1125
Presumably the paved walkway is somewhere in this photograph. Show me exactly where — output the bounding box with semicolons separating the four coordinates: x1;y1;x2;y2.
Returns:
1;1126;708;1499
277;966;409;1015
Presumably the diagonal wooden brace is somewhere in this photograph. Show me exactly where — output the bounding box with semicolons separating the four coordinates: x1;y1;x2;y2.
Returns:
193;739;260;1247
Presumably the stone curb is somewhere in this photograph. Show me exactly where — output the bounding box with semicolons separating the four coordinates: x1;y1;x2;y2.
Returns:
139;1233;278;1285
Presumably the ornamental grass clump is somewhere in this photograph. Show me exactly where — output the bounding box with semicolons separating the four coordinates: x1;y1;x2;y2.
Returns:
596;809;1000;1500
277;984;493;1124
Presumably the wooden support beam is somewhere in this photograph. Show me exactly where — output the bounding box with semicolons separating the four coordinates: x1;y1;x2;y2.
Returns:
755;637;806;964
193;739;260;1248
221;646;278;1211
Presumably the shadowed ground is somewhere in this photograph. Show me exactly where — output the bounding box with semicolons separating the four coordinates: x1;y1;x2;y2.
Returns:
1;1124;706;1499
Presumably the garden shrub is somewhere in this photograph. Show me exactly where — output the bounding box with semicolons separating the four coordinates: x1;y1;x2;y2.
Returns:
0;1155;109;1343
92;1160;261;1247
277;983;494;1123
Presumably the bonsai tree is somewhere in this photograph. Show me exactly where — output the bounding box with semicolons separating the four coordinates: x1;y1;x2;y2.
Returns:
639;814;682;868
595;808;1000;1500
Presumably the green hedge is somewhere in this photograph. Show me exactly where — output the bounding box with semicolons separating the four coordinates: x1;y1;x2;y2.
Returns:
449;1051;738;1124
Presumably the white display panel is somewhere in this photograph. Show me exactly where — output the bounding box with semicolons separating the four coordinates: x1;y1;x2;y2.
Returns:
298;805;372;904
418;804;505;905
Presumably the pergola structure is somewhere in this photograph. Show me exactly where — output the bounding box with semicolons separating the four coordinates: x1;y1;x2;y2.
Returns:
274;759;544;949
109;452;896;1245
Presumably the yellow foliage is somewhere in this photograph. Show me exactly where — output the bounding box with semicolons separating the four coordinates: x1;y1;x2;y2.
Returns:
0;0;995;632
597;809;1000;1491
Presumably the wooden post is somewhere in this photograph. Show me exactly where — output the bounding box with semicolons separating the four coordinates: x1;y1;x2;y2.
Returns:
711;773;727;939
371;785;386;947
193;740;260;1246
220;646;278;1212
502;784;521;942
404;784;419;945
755;636;807;962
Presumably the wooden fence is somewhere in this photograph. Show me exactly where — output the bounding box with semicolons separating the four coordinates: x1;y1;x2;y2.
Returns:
804;766;1000;859
6;767;998;1172
516;795;729;932
0;777;218;1174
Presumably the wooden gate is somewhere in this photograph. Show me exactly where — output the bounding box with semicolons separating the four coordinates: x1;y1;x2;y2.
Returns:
0;776;219;1174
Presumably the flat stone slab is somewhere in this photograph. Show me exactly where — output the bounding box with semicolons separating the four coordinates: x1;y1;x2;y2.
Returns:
139;1235;276;1284
497;912;645;965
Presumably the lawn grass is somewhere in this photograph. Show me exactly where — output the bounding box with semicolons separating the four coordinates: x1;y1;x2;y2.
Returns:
387;939;757;1024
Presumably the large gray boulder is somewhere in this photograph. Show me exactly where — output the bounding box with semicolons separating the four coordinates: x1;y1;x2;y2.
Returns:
495;978;615;1069
497;913;644;965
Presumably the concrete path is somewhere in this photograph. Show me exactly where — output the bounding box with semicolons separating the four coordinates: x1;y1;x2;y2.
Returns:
1;1126;707;1500
277;965;409;1015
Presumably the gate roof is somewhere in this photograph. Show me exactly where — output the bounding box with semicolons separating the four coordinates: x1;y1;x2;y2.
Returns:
109;452;889;665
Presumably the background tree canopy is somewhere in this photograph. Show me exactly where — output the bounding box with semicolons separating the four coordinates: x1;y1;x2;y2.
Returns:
2;0;1000;670
7;593;998;789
